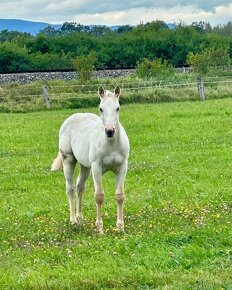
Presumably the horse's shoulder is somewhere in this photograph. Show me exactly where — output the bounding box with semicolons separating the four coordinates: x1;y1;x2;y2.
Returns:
85;113;101;122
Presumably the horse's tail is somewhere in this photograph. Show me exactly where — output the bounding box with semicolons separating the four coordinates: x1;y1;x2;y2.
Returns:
51;151;63;171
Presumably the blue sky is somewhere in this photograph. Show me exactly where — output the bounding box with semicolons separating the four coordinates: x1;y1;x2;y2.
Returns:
0;0;231;26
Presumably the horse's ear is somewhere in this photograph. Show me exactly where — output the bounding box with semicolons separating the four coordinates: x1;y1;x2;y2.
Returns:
98;86;105;98
115;85;121;98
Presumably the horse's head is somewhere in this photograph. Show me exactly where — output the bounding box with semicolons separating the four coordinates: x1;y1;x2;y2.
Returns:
98;85;121;138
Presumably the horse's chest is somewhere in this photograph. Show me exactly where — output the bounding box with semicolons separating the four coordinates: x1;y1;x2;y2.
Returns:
102;152;123;172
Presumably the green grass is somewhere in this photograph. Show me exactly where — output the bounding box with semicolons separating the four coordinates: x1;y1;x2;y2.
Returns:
0;99;231;289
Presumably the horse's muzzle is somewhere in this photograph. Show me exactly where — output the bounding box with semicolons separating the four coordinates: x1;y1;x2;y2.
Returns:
105;128;115;138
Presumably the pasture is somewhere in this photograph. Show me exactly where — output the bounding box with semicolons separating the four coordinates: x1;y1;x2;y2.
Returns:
0;98;231;289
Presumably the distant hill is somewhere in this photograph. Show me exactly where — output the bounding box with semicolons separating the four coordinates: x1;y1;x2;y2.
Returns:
0;19;176;35
0;19;61;35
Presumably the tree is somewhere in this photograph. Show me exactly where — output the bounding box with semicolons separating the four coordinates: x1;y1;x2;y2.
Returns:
90;25;111;36
0;20;231;72
60;22;90;34
28;34;52;54
187;46;230;75
73;53;96;81
30;52;72;71
40;25;59;36
187;51;210;75
0;30;31;42
117;25;133;34
0;42;30;72
137;20;169;32
212;21;232;36
190;21;212;34
136;58;174;79
61;22;78;33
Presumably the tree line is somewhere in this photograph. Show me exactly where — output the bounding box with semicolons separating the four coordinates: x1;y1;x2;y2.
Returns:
0;20;231;73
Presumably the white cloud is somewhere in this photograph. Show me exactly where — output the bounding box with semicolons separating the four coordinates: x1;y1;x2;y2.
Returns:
0;0;231;25
72;4;232;26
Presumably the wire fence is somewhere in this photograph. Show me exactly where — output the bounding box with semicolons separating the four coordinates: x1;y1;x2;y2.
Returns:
0;76;231;105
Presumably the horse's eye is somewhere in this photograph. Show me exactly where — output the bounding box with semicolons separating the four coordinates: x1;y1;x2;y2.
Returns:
116;107;120;112
99;108;103;113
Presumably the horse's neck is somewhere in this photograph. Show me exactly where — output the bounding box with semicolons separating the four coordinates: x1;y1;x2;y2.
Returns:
115;121;120;134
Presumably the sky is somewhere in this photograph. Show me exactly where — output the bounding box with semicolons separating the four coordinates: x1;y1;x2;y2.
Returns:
0;0;231;26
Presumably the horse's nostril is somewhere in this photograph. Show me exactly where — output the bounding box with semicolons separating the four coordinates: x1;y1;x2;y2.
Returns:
105;128;115;137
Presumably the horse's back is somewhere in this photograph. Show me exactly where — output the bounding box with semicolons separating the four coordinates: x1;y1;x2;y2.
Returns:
60;113;99;135
59;113;101;167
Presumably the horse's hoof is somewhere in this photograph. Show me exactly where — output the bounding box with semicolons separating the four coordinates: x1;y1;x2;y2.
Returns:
76;214;83;225
98;229;104;235
70;217;78;225
95;221;103;235
116;221;124;232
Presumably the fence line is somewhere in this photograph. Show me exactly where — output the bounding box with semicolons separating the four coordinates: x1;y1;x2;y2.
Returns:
1;79;231;95
1;76;231;96
203;80;232;84
1;75;231;91
0;79;231;104
33;76;232;90
5;78;230;94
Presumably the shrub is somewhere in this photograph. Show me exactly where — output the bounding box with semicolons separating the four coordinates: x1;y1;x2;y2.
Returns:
187;47;231;75
73;53;96;81
30;52;72;70
0;42;30;72
136;58;174;79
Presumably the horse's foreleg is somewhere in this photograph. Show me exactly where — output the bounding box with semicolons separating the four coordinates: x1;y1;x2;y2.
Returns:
115;161;128;232
76;165;90;224
92;163;104;234
63;154;77;224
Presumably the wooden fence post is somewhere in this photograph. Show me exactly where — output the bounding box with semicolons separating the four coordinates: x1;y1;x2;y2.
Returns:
42;85;51;109
197;76;205;100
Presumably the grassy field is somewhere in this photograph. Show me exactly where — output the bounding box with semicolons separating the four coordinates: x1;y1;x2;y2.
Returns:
0;98;231;289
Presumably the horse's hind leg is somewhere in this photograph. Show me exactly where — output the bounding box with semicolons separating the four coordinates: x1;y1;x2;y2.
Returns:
62;153;77;224
76;165;90;224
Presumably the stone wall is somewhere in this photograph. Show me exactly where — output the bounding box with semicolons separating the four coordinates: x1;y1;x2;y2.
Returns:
0;69;135;84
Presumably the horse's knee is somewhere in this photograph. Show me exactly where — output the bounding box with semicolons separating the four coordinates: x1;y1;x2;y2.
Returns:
95;192;104;205
66;184;75;197
116;193;124;205
77;182;85;194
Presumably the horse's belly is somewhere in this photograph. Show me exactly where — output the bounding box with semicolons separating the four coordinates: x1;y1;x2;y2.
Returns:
71;131;93;168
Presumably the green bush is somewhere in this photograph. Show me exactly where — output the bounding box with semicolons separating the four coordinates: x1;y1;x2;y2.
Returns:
30;52;72;70
136;58;174;79
0;42;30;72
187;46;231;75
73;53;96;81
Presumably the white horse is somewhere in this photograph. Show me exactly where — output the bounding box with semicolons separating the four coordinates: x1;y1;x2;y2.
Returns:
51;85;130;234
